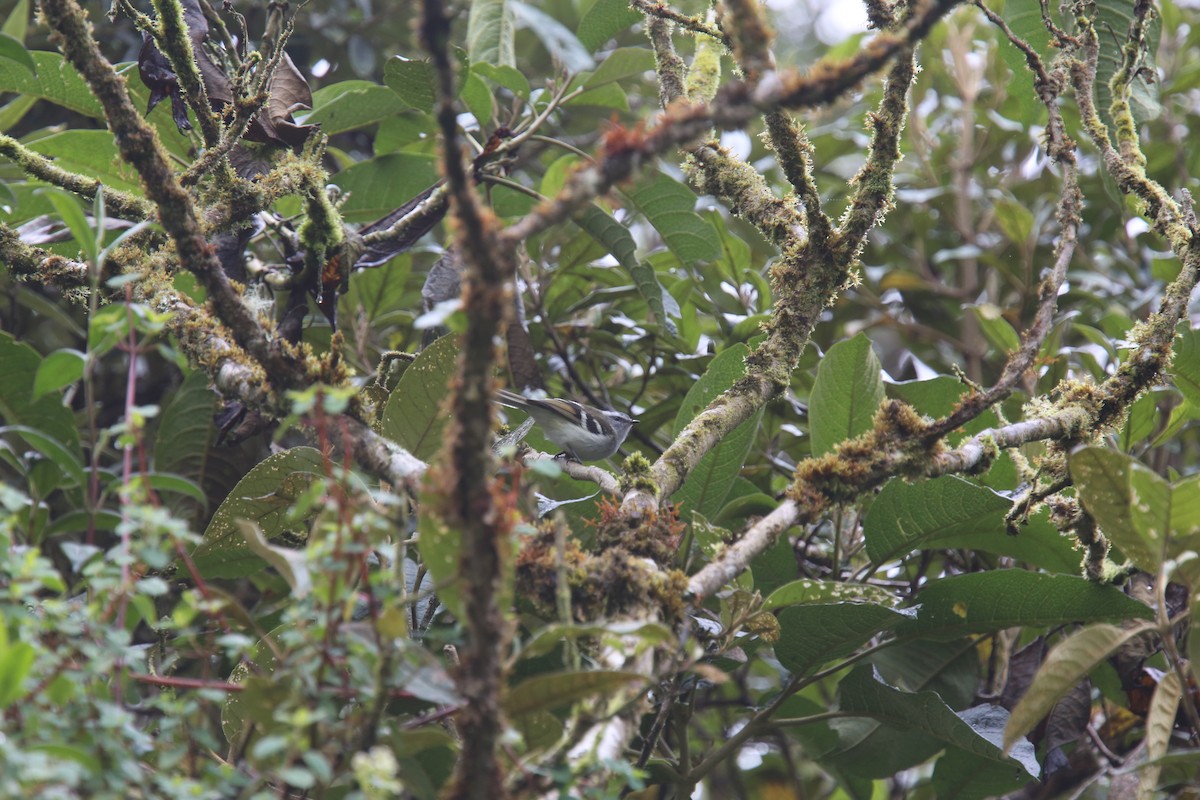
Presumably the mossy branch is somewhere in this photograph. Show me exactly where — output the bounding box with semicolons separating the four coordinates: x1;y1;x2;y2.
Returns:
418;0;511;797
149;0;222;147
0;134;154;219
500;0;965;249
40;0;305;393
0;223;90;286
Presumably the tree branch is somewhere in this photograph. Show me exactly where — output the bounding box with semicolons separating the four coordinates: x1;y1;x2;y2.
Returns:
40;0;305;393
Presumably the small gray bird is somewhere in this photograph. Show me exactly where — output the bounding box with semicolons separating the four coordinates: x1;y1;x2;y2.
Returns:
495;389;638;462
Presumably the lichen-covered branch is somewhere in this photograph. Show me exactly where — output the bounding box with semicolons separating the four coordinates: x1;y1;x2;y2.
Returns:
418;0;511;797
644;19;924;504
688;0;1200;600
40;0;305;393
632;0;729;47
923;2;1081;439
499;0;964;250
0;223;91;286
832;50;915;258
149;0;222;147
0;134;154;219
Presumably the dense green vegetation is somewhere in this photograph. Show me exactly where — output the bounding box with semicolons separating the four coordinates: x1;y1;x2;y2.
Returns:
2;0;1200;797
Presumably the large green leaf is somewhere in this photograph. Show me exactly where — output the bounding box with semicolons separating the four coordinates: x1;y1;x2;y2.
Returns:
1093;0;1161;125
26;130;143;192
1171;325;1200;407
775;603;914;677
0;51;212;160
383;58;437;112
304;80;409;134
0;332;80;457
153;371;217;479
864;476;1010;564
765;579;899;611
671;344;761;519
380;334;459;461
895;571;1153;641
623;171;720;265
467;0;515;68
808;333;884;456
836;667;1039;778
997;0;1055;124
333;153;439;223
510;2;593;73
0;33;36;77
863;476;1080;572
32;348;84;400
571;203;676;331
1068;447;1200;583
931;746;1028;800
577;0;640;51
189;447;329;578
0;50;102;118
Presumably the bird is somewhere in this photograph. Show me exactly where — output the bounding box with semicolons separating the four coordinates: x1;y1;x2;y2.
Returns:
495;389;638;462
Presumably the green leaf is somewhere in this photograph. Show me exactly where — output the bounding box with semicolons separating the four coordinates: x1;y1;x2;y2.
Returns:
931;746;1028;800
809;333;884;456
0;425;86;490
775;603;914;677
0;333;80;457
1004;622;1153;751
837;666;1039;778
997;0;1054;124
339;254;412;336
0;32;35;76
135;472;208;507
0;629;35;709
460;70;493;125
467;0;515;67
2;0;29;41
504;670;647;717
581;47;655;90
152;371;216;474
966;303;1021;355
571;203;676;331
577;0;641;51
992;197;1035;245
510;1;593;73
623;171;720;265
189;448;329;578
32;348;84;400
0;93;36;132
864;476;1010;565
380;335;459;461
1093;0;1161;125
671;344;761;519
894;571;1153;641
44;508;121;538
39;187;99;264
415;508;463;620
0;50;102;118
869;638;979;710
1069;447;1165;574
472;62;529;98
304;80;409;134
1171;325;1200;407
333;153;439;223
383;58;437;111
764;579;899;611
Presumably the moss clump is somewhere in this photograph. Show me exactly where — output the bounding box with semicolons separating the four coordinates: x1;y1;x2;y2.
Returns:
514;504;689;625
